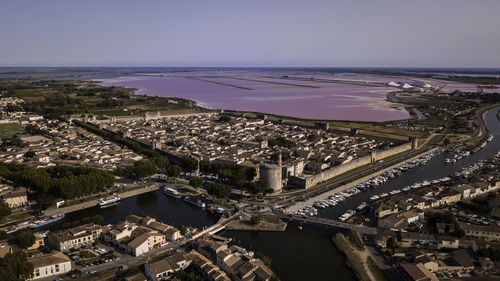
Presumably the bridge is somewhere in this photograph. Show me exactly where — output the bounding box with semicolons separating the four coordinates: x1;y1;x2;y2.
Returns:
274;212;379;235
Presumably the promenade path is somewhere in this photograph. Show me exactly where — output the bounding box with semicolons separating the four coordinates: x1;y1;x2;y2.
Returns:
44;184;160;216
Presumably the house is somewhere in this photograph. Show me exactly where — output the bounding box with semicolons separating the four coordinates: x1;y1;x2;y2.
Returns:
378;210;423;230
414;255;438;272
194;238;228;262
125;214;181;241
165;227;182;241
378;213;408;230
1;187;28;209
450;184;473;199
400;263;439;281
145;253;191;281
437;236;459;249
460;223;500;241
122;232;165;257
30;252;72;280
104;222;138;244
375;202;399;218
438;249;475;273
47;224;103;251
399;233;435;248
189;250;231;281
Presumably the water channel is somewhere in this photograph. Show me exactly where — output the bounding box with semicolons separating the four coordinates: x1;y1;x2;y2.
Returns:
317;106;500;220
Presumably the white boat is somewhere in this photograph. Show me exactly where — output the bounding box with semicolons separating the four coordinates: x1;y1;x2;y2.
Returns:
389;189;401;195
184;196;206;208
487;135;493;142
379;192;389;198
163;187;181;199
215;207;225;214
314;202;326;208
99;195;121;208
356;202;367;211
369;195;380;201
28;214;66;228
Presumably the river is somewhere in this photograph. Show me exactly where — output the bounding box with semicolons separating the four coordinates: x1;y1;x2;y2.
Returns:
43;106;499;281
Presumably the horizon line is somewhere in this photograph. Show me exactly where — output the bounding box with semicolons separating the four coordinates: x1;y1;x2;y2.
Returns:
1;65;500;71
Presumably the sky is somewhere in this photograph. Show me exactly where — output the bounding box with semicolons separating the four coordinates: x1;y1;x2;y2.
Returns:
1;0;500;68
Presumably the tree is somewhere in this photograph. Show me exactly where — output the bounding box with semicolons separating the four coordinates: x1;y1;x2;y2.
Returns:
0;230;7;240
189;177;202;188
219;115;231;122
0;202;11;222
152;156;169;171
167;165;182;178
207;183;231;198
23;151;35;158
245;180;268;195
14;229;35;249
6;88;15;97
0;251;34;281
82;217;92;224
132;160;157;179
181;157;198;172
179;225;187;235
37;194;55;210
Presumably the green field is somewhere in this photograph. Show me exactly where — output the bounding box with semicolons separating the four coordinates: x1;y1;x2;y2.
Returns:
0;123;23;135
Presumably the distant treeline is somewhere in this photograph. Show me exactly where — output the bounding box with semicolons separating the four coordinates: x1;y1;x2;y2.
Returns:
442;76;500;85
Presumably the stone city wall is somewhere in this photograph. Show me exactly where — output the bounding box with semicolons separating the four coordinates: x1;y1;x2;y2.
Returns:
289;142;413;189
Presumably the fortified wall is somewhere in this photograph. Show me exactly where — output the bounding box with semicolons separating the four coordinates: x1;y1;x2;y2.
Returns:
289;142;413;189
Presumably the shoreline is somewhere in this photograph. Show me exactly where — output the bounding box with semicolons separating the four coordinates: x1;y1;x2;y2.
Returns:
43;184;160;216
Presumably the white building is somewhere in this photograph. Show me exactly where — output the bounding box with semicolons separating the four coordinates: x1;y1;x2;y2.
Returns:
30;252;72;280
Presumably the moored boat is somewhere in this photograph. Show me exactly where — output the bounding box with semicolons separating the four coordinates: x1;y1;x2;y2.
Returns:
184;196;206;208
28;214;66;229
99;195;121;208
163;187;182;199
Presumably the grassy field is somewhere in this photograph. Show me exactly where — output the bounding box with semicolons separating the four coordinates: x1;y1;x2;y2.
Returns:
0;123;23;135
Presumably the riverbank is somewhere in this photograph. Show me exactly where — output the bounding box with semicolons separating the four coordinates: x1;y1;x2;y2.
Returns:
44;184;160;216
225;215;287;231
332;232;387;281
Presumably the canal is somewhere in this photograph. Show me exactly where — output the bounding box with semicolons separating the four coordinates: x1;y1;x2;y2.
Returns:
316;106;500;220
43;106;499;281
51;190;356;280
